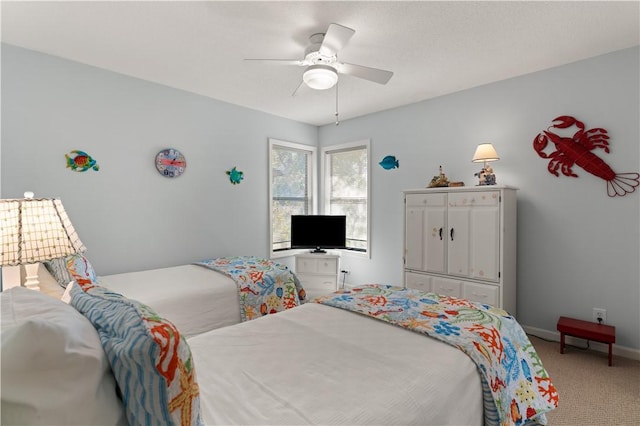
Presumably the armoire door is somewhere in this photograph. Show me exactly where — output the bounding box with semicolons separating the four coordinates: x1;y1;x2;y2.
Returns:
405;194;446;273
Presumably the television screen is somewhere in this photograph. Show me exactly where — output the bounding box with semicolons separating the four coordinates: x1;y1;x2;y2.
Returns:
291;215;347;252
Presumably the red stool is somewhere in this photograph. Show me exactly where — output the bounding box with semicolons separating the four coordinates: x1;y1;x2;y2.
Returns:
557;316;616;366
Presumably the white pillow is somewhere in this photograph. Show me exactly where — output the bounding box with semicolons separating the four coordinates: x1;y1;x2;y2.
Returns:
0;287;126;425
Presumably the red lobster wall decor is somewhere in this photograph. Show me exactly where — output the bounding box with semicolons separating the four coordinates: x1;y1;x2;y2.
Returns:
533;115;639;197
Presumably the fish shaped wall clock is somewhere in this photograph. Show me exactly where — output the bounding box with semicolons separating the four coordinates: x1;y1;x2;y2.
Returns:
379;155;399;170
65;150;99;172
226;167;244;185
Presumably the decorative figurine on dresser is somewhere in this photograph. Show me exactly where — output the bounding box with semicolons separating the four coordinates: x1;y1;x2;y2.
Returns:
428;165;450;188
474;164;496;186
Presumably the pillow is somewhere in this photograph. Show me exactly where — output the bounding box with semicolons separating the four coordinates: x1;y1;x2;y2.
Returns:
43;257;73;288
70;282;202;426
44;253;97;289
0;287;126;425
66;254;97;287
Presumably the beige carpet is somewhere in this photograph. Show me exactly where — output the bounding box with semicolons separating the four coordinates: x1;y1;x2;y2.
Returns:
529;335;640;425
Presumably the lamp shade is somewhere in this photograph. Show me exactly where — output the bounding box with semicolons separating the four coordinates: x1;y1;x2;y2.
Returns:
0;197;86;266
303;64;338;90
472;143;500;163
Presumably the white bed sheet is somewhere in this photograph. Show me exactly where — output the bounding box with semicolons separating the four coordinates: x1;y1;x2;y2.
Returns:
98;265;241;337
188;302;483;425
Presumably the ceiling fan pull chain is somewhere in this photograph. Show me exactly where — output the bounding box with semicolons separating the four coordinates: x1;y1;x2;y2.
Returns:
335;81;340;126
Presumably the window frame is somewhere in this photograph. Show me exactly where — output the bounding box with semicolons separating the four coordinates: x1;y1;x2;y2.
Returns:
320;139;371;258
268;138;317;259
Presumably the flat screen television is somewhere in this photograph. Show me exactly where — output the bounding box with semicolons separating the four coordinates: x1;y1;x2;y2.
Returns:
291;215;347;253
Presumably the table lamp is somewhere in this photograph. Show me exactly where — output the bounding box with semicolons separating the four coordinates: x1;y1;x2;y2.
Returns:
472;143;500;185
0;192;86;291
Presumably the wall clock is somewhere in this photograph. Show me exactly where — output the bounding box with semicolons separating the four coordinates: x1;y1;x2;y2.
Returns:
155;148;186;178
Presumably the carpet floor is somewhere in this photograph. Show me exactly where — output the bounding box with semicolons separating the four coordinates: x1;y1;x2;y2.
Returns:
529;335;640;425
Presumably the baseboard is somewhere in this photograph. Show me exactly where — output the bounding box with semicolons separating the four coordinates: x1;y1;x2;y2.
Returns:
522;325;640;361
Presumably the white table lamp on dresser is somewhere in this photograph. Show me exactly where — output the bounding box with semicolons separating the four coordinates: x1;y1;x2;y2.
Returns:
472;143;500;185
0;192;86;291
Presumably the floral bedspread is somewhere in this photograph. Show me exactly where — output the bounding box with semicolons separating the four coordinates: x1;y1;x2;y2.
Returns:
315;285;558;426
195;256;306;322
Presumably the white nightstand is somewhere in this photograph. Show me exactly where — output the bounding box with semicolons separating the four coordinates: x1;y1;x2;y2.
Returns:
295;253;339;299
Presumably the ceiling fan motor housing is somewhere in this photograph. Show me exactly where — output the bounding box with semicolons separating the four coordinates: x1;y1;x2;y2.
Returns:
304;33;337;66
302;32;339;89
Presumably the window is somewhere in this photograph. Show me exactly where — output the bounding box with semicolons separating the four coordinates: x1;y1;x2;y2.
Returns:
321;140;370;255
269;139;316;256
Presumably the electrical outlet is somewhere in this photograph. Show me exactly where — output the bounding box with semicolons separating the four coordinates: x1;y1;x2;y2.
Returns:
593;308;606;324
340;269;350;275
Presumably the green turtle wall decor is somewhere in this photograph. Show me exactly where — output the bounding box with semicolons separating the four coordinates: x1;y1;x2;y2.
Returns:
226;166;244;185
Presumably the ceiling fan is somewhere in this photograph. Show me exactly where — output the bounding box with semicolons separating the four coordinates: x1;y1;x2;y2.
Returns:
245;23;394;94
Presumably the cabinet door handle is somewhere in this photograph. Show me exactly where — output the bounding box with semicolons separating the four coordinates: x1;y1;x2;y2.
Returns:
450;228;455;241
439;227;443;240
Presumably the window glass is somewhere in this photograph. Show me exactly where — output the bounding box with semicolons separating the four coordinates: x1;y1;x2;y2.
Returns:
269;139;315;254
323;141;370;253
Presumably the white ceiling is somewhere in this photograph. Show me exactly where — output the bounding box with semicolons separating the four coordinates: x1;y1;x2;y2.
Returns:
2;1;639;126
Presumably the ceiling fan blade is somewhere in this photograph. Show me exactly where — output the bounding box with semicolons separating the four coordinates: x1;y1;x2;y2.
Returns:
338;62;394;84
319;23;355;57
244;59;304;66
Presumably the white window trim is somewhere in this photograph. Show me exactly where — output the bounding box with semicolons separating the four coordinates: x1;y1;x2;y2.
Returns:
268;138;317;259
320;139;371;259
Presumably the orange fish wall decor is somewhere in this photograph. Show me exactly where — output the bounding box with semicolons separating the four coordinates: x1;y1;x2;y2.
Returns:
65;150;99;172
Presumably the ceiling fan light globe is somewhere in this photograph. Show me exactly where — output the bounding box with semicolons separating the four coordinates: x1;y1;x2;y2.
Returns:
303;64;338;90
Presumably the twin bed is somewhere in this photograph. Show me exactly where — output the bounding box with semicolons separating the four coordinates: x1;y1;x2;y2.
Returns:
60;256;306;337
1;255;558;425
98;265;243;336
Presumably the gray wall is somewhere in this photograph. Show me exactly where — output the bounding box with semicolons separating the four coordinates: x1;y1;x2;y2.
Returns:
2;44;638;350
0;44;318;273
320;47;639;350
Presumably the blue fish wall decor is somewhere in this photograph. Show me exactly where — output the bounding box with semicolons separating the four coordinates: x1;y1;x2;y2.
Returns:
379;155;399;170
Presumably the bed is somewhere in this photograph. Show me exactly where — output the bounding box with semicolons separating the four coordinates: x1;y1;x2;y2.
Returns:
190;301;485;425
1;282;558;426
51;255;306;337
96;265;242;337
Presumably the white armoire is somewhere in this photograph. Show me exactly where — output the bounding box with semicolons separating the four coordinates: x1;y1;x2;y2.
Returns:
403;186;517;317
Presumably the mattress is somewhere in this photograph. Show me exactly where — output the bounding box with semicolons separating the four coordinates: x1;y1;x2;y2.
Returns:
99;264;241;337
188;302;483;425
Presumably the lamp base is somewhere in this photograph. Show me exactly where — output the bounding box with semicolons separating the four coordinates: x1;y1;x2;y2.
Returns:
24;263;41;291
477;177;497;186
474;165;497;186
